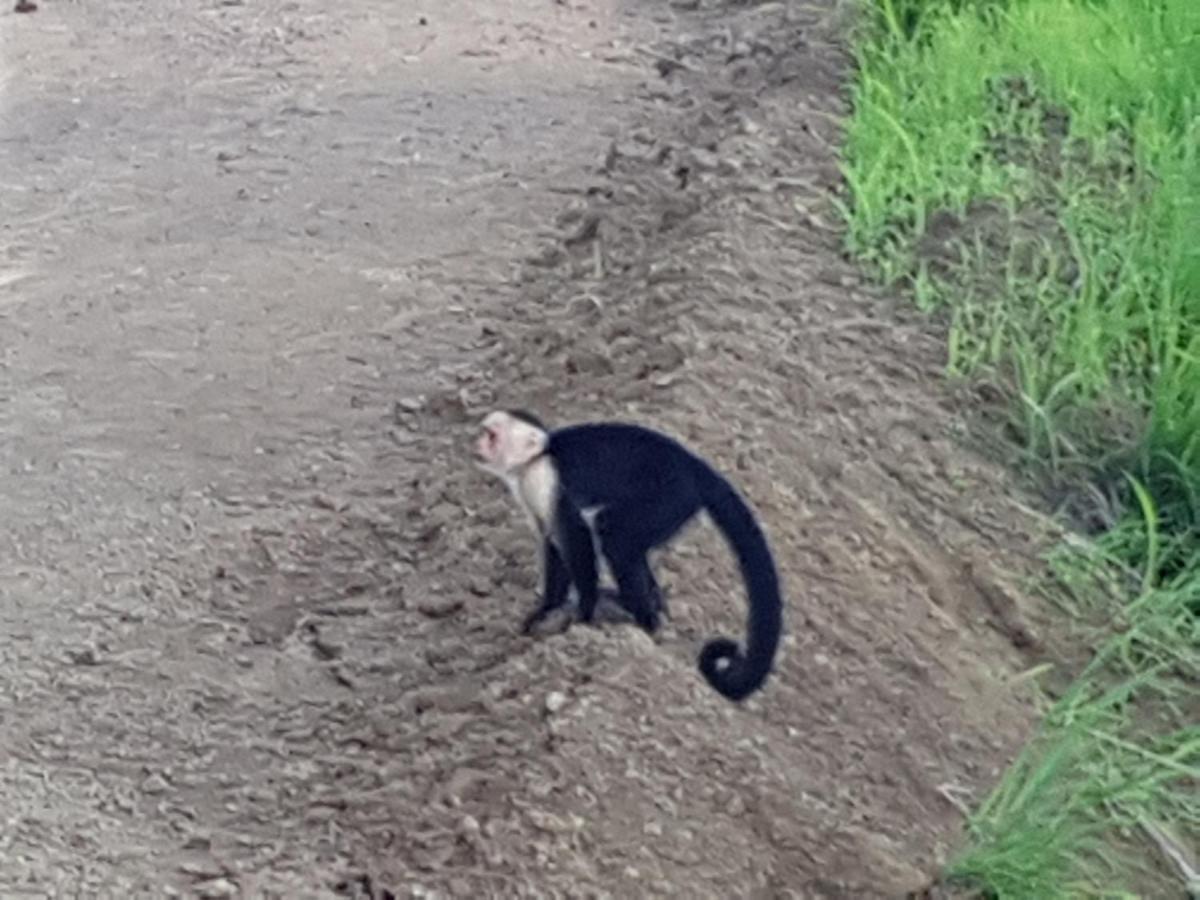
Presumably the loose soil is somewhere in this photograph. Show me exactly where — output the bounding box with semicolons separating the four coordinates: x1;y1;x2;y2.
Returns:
1;1;1058;897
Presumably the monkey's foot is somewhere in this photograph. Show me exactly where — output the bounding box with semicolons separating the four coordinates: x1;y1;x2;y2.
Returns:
591;587;664;634
521;598;577;636
589;587;633;624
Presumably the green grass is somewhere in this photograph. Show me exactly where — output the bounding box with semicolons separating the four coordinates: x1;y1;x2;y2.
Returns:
947;518;1198;898
837;0;1200;895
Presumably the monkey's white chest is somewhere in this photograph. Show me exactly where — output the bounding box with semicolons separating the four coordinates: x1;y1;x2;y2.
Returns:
511;457;558;536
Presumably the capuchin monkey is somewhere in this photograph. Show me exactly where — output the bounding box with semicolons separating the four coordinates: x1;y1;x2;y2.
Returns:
473;409;783;702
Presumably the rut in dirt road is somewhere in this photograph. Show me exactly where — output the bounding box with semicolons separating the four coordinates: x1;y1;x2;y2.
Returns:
1;1;1054;898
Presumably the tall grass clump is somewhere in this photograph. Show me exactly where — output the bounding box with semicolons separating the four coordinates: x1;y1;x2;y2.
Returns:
838;0;1200;895
946;506;1199;898
841;0;1200;540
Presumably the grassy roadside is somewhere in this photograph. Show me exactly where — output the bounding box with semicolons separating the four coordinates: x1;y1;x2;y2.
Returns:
836;0;1199;895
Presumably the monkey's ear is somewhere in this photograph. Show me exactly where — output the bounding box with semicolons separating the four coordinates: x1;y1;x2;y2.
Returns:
522;430;546;460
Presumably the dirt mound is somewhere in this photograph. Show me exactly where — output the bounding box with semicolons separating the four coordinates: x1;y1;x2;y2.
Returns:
304;3;1056;895
0;0;1060;897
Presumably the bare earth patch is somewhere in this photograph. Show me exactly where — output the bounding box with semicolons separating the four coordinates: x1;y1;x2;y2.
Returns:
2;1;1058;897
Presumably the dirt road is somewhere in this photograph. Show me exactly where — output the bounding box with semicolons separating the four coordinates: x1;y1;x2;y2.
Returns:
2;1;1053;897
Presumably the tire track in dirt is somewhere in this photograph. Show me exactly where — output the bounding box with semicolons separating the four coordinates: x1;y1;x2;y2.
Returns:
0;1;664;895
1;1;1057;898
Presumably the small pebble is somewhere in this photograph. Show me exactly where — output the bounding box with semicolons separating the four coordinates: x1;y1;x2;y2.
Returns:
141;774;170;796
459;814;481;837
195;878;237;899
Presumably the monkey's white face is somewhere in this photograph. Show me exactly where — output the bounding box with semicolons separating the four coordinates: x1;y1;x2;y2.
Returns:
474;411;547;479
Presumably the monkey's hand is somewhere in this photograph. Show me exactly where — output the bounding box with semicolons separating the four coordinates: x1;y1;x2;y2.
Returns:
521;597;574;636
521;607;551;635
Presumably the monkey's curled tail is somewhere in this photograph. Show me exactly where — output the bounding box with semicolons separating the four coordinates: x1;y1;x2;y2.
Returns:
694;466;783;701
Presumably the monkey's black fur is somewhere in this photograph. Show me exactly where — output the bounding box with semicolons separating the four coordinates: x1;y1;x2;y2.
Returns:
520;416;783;702
506;408;548;431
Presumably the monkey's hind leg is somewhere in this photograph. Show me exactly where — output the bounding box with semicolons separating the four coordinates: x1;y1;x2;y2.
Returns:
595;493;695;634
599;560;669;631
594;530;665;635
645;566;671;621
